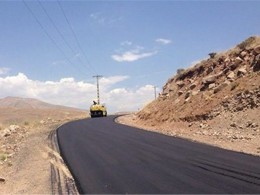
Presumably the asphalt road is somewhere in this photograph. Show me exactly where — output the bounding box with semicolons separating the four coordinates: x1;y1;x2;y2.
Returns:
57;116;260;194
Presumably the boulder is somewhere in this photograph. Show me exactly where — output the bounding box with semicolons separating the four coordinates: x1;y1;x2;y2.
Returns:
0;177;5;183
243;55;251;62
178;91;184;96
9;125;20;132
174;98;180;104
224;57;231;63
200;84;208;91
167;83;177;92
206;66;214;74
208;83;216;90
246;121;253;127
213;82;229;94
218;57;225;64
40;120;46;124
229;57;243;70
202;74;217;84
227;71;235;80
240;51;248;58
251;123;258;128
230;122;237;127
253;54;260;72
202;130;209;135
189;82;197;90
223;67;230;74
237;67;247;76
235;57;243;64
192;90;199;96
1;128;11;137
176;81;185;88
254;45;260;54
185;97;191;102
185;91;191;99
188;79;194;84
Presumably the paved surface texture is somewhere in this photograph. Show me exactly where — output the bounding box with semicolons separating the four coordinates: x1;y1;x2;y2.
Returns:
57;116;260;194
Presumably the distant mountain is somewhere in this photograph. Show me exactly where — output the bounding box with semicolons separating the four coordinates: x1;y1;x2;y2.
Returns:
0;96;82;111
0;96;88;126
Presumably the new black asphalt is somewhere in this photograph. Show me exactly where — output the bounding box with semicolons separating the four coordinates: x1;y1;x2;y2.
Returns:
57;116;260;194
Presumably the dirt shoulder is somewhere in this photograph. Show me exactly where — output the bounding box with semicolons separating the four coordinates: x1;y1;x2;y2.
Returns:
0;115;85;193
117;113;260;157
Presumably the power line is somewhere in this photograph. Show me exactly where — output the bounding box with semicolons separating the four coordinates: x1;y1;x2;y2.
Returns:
57;0;97;74
37;0;76;55
23;0;88;77
37;0;93;76
23;1;74;68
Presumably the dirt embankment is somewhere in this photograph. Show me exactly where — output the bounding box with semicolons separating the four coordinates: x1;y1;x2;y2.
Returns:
0;105;87;193
118;36;260;156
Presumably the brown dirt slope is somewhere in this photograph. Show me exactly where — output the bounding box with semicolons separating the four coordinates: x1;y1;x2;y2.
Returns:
0;97;87;127
119;36;260;156
0;97;87;193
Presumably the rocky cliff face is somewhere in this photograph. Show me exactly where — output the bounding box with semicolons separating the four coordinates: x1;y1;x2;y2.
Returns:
137;36;260;131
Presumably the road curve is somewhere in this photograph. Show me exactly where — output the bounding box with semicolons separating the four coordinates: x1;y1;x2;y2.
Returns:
57;116;260;194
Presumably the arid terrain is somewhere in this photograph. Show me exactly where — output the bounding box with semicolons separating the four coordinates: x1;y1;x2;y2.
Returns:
1;36;260;193
0;97;87;193
118;36;260;157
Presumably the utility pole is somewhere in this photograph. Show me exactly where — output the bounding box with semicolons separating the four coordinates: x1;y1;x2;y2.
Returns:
153;86;157;100
93;75;103;104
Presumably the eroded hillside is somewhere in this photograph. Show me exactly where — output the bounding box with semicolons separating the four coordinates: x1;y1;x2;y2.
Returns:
139;36;260;124
119;36;260;156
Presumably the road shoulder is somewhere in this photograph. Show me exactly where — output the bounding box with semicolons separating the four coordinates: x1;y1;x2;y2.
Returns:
116;114;260;157
0;120;81;194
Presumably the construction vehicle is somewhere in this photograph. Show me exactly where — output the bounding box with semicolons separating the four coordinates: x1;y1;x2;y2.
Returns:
90;101;107;118
90;75;107;118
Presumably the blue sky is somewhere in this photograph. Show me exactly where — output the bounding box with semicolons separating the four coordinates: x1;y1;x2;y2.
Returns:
0;1;259;112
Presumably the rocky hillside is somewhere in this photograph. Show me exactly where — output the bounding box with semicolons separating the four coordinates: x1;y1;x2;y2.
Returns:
136;36;260;136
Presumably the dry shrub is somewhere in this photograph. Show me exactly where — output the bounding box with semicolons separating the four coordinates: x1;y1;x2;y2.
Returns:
24;121;29;126
177;69;185;75
237;36;257;50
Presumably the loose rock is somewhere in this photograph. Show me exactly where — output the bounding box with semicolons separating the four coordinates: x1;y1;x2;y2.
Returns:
0;177;5;183
227;71;235;80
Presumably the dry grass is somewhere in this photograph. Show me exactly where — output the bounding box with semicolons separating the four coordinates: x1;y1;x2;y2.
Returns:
0;153;8;162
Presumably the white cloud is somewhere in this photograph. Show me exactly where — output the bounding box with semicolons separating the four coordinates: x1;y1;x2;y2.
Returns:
156;38;172;45
120;41;132;46
100;75;129;86
90;12;101;20
112;49;157;62
113;41;159;62
74;53;81;58
90;12;122;25
52;60;66;66
0;73;156;113
105;85;156;112
0;67;10;75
